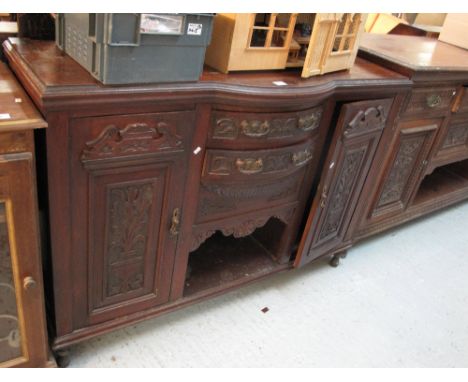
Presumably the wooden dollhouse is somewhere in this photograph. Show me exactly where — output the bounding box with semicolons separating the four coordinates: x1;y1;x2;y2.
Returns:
204;13;367;78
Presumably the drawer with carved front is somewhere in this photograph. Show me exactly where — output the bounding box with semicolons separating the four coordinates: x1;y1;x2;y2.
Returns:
434;114;468;162
202;138;316;182
208;106;323;149
197;138;316;223
77;111;195;164
401;87;457;117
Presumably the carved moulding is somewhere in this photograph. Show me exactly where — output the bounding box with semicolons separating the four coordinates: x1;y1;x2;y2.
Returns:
198;174;301;218
201;173;301;201
190;209;295;252
81;122;182;162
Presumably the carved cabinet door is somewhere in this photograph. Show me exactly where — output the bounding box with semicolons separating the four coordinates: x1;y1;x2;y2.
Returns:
69;111;194;328
295;98;393;267
358;118;440;231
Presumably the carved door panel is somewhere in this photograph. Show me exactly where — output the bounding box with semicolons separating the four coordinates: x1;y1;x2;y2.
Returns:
361;119;440;228
70;111;193;327
295;98;393;267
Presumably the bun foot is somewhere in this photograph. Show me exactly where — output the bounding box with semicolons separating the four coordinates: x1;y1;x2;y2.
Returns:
54;348;71;368
329;251;347;267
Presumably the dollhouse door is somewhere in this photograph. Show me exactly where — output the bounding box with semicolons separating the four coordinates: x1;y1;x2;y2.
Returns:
301;13;366;78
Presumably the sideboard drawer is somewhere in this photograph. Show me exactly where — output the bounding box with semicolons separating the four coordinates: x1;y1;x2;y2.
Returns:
208;106;323;149
402;87;456;117
196;169;306;224
78;111;195;164
434;114;468;163
202;138;316;182
197;138;316;224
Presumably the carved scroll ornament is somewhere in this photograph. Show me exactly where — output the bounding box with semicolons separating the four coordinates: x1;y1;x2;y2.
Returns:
81;122;182;162
344;105;387;137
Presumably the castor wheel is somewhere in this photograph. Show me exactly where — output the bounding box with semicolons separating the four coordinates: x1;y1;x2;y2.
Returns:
54;348;71;368
329;251;347;268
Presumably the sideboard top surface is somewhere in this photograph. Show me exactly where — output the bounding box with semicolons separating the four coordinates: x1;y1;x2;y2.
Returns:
359;33;468;81
3;37;410;112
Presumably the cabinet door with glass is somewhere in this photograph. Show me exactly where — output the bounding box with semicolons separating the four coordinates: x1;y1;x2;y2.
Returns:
0;147;49;368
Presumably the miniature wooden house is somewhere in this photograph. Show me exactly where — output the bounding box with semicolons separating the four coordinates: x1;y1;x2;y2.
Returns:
205;13;368;78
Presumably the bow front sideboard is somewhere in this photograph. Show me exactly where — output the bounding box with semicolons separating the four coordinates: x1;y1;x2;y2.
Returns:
3;34;468;365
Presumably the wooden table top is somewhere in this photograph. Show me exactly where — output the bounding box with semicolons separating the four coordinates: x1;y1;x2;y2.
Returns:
0;61;46;132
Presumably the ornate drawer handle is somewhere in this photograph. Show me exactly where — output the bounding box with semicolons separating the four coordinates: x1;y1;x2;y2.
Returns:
240;120;270;137
426;94;442;108
298;111;322;131
170;208;180;236
236;158;264;174
292;149;313;166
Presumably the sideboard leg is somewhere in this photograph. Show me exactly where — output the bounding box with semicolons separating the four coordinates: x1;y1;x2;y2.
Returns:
329;251;347;267
54;348;71;368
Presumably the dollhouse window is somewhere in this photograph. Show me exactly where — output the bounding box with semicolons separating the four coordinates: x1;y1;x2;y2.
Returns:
332;13;361;53
249;13;292;48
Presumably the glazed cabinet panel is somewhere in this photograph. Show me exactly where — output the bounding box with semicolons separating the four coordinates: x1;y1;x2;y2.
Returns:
358;118;440;232
295;98;393;267
0;150;49;368
68;111;194;328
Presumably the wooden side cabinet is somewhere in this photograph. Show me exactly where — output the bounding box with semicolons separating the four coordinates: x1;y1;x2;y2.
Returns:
0;63;51;367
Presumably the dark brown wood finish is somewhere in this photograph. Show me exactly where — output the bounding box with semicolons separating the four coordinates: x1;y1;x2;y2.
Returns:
3;37;415;352
354;34;468;241
69;111;194;327
359;33;468;82
357;118;441;236
295;98;394;267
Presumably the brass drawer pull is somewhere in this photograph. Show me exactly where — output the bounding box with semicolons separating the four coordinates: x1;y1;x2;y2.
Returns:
298;112;321;131
292;149;313;166
170;208;180;236
240;120;270;137
426;94;442;108
236;158;264;174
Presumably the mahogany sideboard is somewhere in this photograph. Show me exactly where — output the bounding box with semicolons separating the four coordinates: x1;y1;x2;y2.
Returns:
3;34;468;366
